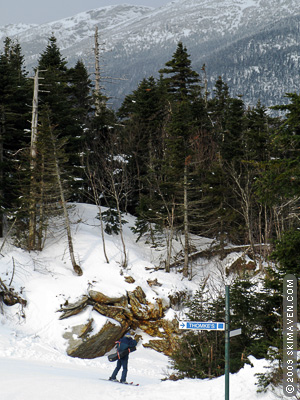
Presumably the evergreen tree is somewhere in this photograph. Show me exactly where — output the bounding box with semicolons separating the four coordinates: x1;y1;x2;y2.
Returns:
13;106;69;249
253;94;300;242
118;76;168;216
158;44;202;276
197;79;247;245
38;36;86;201
170;278;281;381
0;38;31;236
67;60;93;131
243;101;272;162
269;229;300;280
255;231;300;393
159;42;201;101
67;60;94;201
272;92;300;159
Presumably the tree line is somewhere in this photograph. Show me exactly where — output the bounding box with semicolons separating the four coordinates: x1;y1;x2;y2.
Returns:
1;36;300;273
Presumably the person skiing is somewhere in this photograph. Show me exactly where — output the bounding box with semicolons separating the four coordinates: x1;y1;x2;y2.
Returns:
109;332;137;384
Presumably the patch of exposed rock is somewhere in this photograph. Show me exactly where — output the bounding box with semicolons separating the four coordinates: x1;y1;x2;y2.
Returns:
59;285;180;359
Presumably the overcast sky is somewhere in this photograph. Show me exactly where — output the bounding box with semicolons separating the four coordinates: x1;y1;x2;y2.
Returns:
0;0;172;26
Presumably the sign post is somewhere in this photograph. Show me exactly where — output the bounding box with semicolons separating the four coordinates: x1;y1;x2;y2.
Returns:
179;284;237;400
225;285;230;400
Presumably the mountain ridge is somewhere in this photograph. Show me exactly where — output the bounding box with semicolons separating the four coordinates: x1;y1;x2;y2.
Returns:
1;0;300;108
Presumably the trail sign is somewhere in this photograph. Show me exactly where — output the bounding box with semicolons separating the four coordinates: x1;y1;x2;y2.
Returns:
179;286;240;400
179;321;225;331
229;328;242;338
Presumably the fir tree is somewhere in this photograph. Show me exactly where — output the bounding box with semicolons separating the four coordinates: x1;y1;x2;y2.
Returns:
38;36;90;202
0;38;31;236
158;43;202;276
170;278;281;381
255;231;300;393
118;76;168;215
272;92;300;159
67;60;94;201
159;42;201;101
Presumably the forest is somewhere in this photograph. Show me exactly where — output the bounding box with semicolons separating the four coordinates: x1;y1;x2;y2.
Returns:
0;35;299;390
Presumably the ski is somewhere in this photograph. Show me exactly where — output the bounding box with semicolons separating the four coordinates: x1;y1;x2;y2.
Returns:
122;382;139;386
99;378;139;386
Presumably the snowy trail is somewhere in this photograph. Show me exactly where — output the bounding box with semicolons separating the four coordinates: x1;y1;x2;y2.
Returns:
0;354;273;400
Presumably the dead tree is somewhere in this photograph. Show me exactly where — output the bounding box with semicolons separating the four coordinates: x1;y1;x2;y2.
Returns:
86;163;109;264
28;69;47;250
28;69;39;249
94;26;106;116
93;132;132;269
48;120;83;276
101;156;129;268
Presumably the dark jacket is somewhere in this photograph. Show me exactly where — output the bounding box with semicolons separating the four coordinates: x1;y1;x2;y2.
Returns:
117;335;137;353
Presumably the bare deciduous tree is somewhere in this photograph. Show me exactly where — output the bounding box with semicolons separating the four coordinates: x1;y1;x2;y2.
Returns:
90;130;133;269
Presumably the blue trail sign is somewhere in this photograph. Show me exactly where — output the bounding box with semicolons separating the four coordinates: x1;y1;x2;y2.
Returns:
179;321;225;331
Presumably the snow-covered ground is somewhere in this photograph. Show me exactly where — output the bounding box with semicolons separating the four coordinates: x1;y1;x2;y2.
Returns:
0;203;279;400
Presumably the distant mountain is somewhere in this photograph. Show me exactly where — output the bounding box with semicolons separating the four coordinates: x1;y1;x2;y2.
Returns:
1;0;300;109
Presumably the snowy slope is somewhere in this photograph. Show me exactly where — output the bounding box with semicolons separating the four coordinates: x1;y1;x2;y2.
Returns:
0;5;153;45
0;23;38;38
0;203;279;400
103;0;300;50
0;5;153;68
0;355;273;400
1;0;300;108
2;0;300;62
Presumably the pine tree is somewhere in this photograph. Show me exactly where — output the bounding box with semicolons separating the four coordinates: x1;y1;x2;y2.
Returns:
272;92;300;159
38;36;86;201
67;60;93;131
244;101;272;162
159;42;201;101
158;44;202;276
253;94;300;242
0;38;31;237
197;79;246;245
170;278;281;380
255;231;300;393
67;60;94;201
118;76;168;216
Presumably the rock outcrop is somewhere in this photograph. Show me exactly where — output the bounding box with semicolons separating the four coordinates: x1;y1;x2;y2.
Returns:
59;286;180;359
63;320;129;359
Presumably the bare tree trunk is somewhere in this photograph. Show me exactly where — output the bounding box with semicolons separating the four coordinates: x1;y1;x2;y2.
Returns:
165;203;175;273
94;26;103;116
0;218;16;255
229;164;255;252
201;64;208;109
37;153;46;251
155;180;175;273
183;162;189;278
88;169;109;264
0;106;4;238
28;69;39;250
49;123;83;276
112;182;127;268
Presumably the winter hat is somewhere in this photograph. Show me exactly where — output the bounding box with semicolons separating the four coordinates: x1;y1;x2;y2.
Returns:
124;332;131;337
